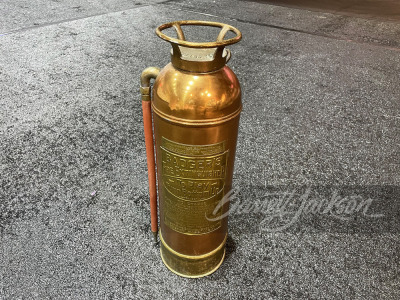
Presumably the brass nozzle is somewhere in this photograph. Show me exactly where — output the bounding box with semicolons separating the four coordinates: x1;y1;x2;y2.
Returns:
140;67;160;101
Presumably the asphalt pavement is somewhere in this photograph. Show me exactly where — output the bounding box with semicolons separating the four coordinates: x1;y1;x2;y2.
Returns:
1;0;399;299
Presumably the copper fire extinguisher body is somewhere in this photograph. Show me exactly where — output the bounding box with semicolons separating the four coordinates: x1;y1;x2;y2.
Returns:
141;21;242;278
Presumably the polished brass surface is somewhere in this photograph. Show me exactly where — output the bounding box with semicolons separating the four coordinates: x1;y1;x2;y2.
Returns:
141;21;241;277
153;63;241;121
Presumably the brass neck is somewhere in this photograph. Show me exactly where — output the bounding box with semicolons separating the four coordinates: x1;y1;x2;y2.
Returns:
170;45;230;73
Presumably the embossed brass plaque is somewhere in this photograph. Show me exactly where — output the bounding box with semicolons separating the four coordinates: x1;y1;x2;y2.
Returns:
161;137;228;235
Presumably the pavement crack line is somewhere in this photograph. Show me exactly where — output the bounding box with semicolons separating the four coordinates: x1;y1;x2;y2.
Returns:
0;1;174;37
1;1;399;53
161;4;400;53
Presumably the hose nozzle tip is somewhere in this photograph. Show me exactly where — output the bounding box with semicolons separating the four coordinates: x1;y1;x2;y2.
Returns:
152;231;158;243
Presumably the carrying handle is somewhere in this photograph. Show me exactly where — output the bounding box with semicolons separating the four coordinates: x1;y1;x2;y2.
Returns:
156;21;240;72
156;20;241;48
140;67;160;243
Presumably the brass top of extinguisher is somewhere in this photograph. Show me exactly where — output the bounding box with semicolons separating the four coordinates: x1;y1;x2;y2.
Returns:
152;21;242;124
152;62;241;124
156;20;242;73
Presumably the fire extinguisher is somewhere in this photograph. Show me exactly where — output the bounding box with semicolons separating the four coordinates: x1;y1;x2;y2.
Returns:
140;20;242;278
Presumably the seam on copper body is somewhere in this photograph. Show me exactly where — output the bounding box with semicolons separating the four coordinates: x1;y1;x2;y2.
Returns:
152;103;242;126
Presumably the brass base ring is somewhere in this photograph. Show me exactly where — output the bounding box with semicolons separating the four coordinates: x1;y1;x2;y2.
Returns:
159;230;227;278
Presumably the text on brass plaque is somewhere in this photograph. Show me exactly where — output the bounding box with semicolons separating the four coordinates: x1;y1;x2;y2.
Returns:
161;137;228;235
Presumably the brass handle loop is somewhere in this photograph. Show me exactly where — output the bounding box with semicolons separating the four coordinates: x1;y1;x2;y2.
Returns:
156;20;241;48
172;23;186;41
